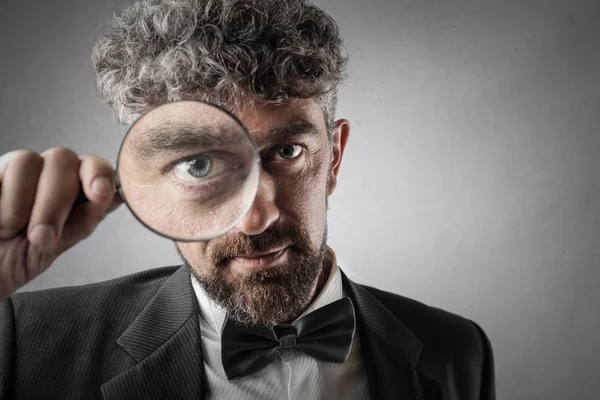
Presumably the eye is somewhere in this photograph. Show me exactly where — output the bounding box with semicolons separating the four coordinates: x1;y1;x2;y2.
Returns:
275;144;303;160
175;156;212;178
172;154;224;184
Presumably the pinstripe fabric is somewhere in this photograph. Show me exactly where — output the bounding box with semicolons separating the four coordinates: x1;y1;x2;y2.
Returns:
101;314;203;400
0;262;495;400
191;252;371;400
342;272;423;367
0;266;195;400
101;266;204;399
116;267;198;362
0;298;13;399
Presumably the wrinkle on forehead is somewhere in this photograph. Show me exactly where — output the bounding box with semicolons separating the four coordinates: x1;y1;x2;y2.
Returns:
237;99;326;144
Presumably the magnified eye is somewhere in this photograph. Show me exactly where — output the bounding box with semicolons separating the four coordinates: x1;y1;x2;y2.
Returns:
173;155;221;183
276;144;303;160
177;156;212;178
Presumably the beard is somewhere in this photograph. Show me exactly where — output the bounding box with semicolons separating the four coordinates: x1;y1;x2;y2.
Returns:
176;219;329;326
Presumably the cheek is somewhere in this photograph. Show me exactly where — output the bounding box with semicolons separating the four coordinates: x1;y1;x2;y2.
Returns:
176;242;211;274
278;155;330;237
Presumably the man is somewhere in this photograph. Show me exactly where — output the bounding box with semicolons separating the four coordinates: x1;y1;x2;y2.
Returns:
0;0;495;399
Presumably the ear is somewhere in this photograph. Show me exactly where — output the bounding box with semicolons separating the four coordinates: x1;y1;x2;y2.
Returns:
327;119;350;196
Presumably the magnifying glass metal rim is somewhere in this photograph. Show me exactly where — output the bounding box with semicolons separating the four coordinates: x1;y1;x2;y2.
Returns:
115;99;262;242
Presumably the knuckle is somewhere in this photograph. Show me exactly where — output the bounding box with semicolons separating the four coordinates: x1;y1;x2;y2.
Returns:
79;153;98;163
1;150;38;174
80;154;112;173
1;151;42;177
43;147;80;169
2;149;32;158
13;149;39;160
14;151;44;170
96;157;113;170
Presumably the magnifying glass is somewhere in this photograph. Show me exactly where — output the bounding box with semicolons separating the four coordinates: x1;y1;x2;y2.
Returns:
82;100;261;241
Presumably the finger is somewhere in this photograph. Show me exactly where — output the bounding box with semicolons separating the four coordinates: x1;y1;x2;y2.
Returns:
0;151;44;239
0;150;35;182
55;201;106;253
56;198;118;254
54;155;121;251
78;154;117;205
57;193;123;254
27;148;81;248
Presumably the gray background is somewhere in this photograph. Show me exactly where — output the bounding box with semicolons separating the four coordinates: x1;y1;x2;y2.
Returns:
1;0;599;398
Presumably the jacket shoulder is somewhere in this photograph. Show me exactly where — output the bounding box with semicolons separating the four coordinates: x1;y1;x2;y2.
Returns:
1;266;185;398
8;265;181;336
12;265;179;302
360;284;494;394
361;284;482;341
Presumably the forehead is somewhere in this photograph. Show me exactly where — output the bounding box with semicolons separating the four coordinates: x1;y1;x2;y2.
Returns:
124;98;328;158
233;98;327;142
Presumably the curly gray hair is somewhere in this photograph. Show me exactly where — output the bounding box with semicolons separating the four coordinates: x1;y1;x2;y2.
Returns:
91;0;348;136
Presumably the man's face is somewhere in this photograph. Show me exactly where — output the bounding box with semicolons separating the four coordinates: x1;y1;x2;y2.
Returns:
175;98;349;325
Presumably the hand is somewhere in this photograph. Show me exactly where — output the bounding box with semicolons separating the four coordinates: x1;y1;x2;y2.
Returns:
0;148;122;302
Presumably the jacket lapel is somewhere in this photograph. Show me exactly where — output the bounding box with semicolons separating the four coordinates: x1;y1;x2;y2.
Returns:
342;272;446;400
101;267;205;400
99;264;445;400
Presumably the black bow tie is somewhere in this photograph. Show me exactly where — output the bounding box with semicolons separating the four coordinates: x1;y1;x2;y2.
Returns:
220;297;356;381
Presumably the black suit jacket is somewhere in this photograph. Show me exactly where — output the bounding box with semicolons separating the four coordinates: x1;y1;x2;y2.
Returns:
0;266;495;400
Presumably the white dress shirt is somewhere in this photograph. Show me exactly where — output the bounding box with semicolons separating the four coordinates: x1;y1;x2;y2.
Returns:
191;248;371;400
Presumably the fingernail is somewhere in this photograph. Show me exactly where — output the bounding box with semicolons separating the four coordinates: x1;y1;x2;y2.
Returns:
30;224;56;247
91;177;112;196
0;228;17;239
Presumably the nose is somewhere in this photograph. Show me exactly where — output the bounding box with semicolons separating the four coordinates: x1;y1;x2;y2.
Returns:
235;172;280;236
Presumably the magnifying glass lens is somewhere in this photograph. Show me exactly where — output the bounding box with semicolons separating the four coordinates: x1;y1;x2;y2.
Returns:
117;101;259;241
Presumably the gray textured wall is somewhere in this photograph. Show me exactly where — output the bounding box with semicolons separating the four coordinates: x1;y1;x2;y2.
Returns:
1;0;599;398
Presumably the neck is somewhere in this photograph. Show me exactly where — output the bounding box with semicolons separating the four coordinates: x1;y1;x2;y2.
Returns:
311;251;333;305
281;249;333;324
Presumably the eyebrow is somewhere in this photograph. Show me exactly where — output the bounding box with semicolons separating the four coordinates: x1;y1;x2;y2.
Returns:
255;120;320;148
130;123;247;159
129;119;321;158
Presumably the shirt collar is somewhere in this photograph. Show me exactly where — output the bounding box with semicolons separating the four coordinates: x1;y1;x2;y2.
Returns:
191;246;343;335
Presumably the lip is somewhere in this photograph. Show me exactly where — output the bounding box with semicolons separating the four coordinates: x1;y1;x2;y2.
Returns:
235;245;288;259
228;246;289;272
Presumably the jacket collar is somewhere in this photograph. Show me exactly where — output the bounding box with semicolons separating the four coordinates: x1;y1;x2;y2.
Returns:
341;271;445;400
101;266;205;400
100;266;444;400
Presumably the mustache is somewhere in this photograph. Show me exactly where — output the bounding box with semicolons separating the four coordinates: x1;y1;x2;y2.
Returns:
207;224;306;265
